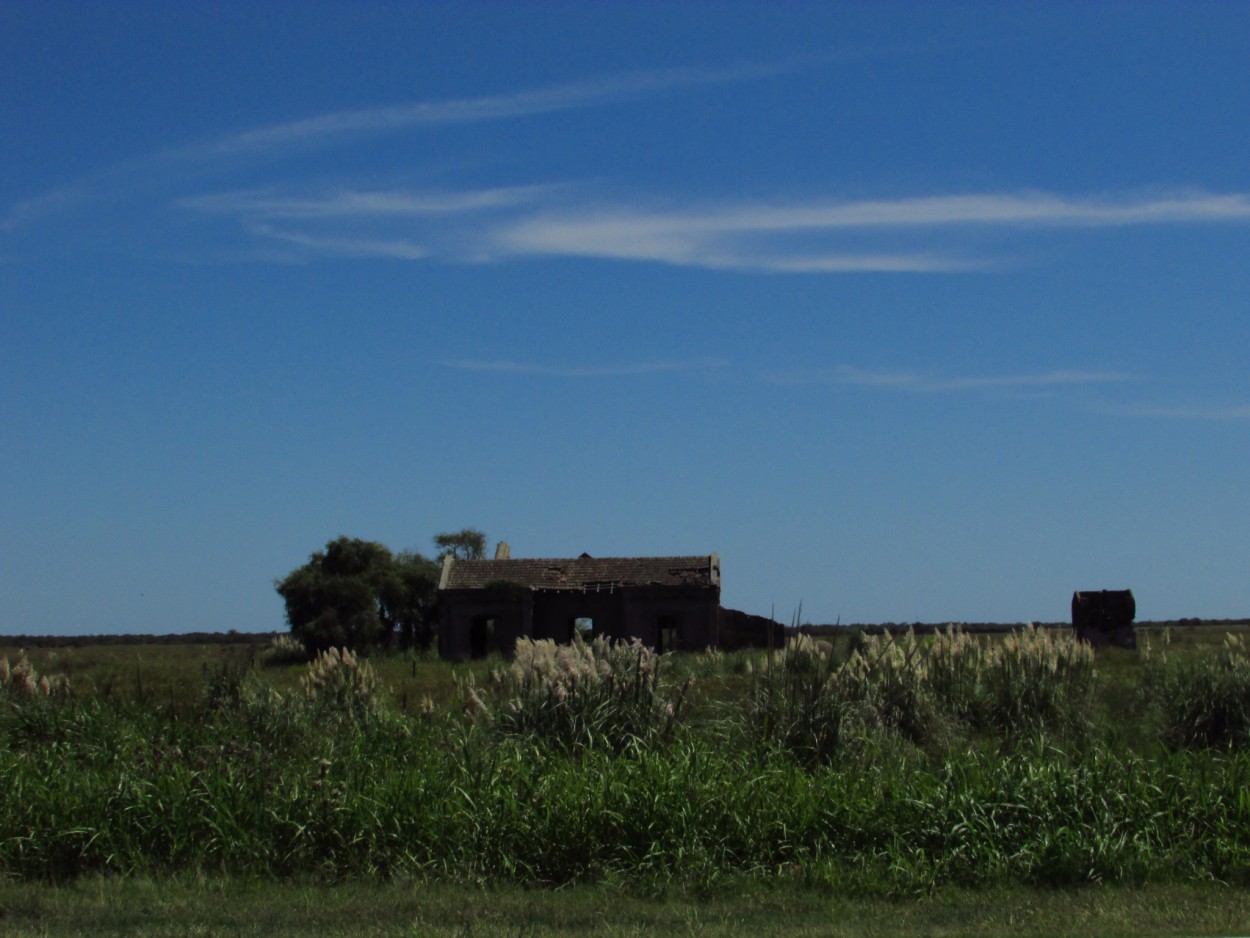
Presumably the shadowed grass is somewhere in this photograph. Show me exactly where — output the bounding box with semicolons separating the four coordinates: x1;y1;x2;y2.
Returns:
1;878;1249;937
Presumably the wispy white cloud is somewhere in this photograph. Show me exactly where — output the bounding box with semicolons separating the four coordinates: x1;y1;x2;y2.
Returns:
489;206;977;272
170;185;1250;271
768;367;1250;421
698;191;1250;230
9;47;1250;276
917;369;1137;392
178;63;786;160
746;253;979;273
1094;402;1250;421
2;63;779;233
501;192;1250;250
1;182;102;233
178;185;554;219
442;357;729;378
762;366;1137;391
248;224;430;260
489;191;1250;272
190;184;1250;271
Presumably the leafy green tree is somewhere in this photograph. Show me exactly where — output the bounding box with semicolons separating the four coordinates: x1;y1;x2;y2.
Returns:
275;536;437;652
434;528;487;561
389;550;440;650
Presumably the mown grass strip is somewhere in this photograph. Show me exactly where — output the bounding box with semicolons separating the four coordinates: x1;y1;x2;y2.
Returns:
2;878;1249;937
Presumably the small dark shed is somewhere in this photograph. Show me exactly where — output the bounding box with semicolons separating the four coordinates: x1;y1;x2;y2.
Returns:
1072;589;1137;649
436;551;720;660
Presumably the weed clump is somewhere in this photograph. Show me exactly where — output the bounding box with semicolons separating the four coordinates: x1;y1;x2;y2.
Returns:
748;626;1097;764
301;646;380;720
747;631;938;765
928;624;1096;738
470;634;692;753
0;652;70;699
1141;631;1250;750
263;633;309;666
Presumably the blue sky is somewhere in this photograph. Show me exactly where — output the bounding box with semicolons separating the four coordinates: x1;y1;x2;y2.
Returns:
3;2;1249;633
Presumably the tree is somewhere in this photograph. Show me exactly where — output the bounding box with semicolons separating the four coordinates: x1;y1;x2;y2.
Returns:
275;536;437;653
434;528;487;561
388;550;440;650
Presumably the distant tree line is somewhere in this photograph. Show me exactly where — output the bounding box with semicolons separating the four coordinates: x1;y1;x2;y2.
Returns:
274;529;487;653
0;632;280;649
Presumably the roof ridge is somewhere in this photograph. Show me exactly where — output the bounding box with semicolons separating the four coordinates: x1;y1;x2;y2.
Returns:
441;554;717;591
453;554;711;563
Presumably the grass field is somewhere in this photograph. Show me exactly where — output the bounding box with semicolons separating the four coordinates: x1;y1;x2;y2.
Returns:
2;622;1242;715
2;624;1249;935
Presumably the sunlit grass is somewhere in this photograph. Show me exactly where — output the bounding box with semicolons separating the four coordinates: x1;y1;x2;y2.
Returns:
3;625;1250;895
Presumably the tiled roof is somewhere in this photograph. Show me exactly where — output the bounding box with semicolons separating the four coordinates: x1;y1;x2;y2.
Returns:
441;555;719;591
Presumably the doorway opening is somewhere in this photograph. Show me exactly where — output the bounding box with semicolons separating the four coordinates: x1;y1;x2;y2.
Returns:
469;616;497;658
657;615;679;654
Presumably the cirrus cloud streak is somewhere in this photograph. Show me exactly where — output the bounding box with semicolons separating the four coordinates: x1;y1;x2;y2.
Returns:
760;366;1137;392
179;186;1250;274
441;357;730;378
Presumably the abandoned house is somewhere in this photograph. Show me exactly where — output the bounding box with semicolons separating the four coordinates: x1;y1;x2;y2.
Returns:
1072;589;1137;649
436;546;720;659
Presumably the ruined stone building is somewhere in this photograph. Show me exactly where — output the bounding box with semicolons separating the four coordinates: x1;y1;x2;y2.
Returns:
1072;588;1137;649
436;546;720;660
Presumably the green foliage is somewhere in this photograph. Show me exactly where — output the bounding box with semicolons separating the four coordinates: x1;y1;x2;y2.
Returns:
261;633;308;666
927;624;1097;738
200;661;248;713
1140;632;1250;749
390;550;441;650
747;627;1097;766
274;536;437;653
434;528;487;561
4;629;1250;893
481;579;528;602
3;685;1250;890
746;632;941;766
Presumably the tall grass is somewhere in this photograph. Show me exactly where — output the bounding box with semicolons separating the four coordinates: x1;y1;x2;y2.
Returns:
747;626;1097;765
745;632;935;765
0;652;70;698
1140;631;1250;749
927;624;1096;738
2;634;1250;891
469;635;692;754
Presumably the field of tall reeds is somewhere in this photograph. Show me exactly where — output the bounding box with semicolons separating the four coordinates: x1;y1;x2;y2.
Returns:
2;627;1249;894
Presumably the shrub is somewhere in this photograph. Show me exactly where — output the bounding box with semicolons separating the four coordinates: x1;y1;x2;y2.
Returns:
263;633;309;666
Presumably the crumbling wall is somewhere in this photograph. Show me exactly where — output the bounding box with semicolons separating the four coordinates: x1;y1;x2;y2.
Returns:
718;607;782;651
